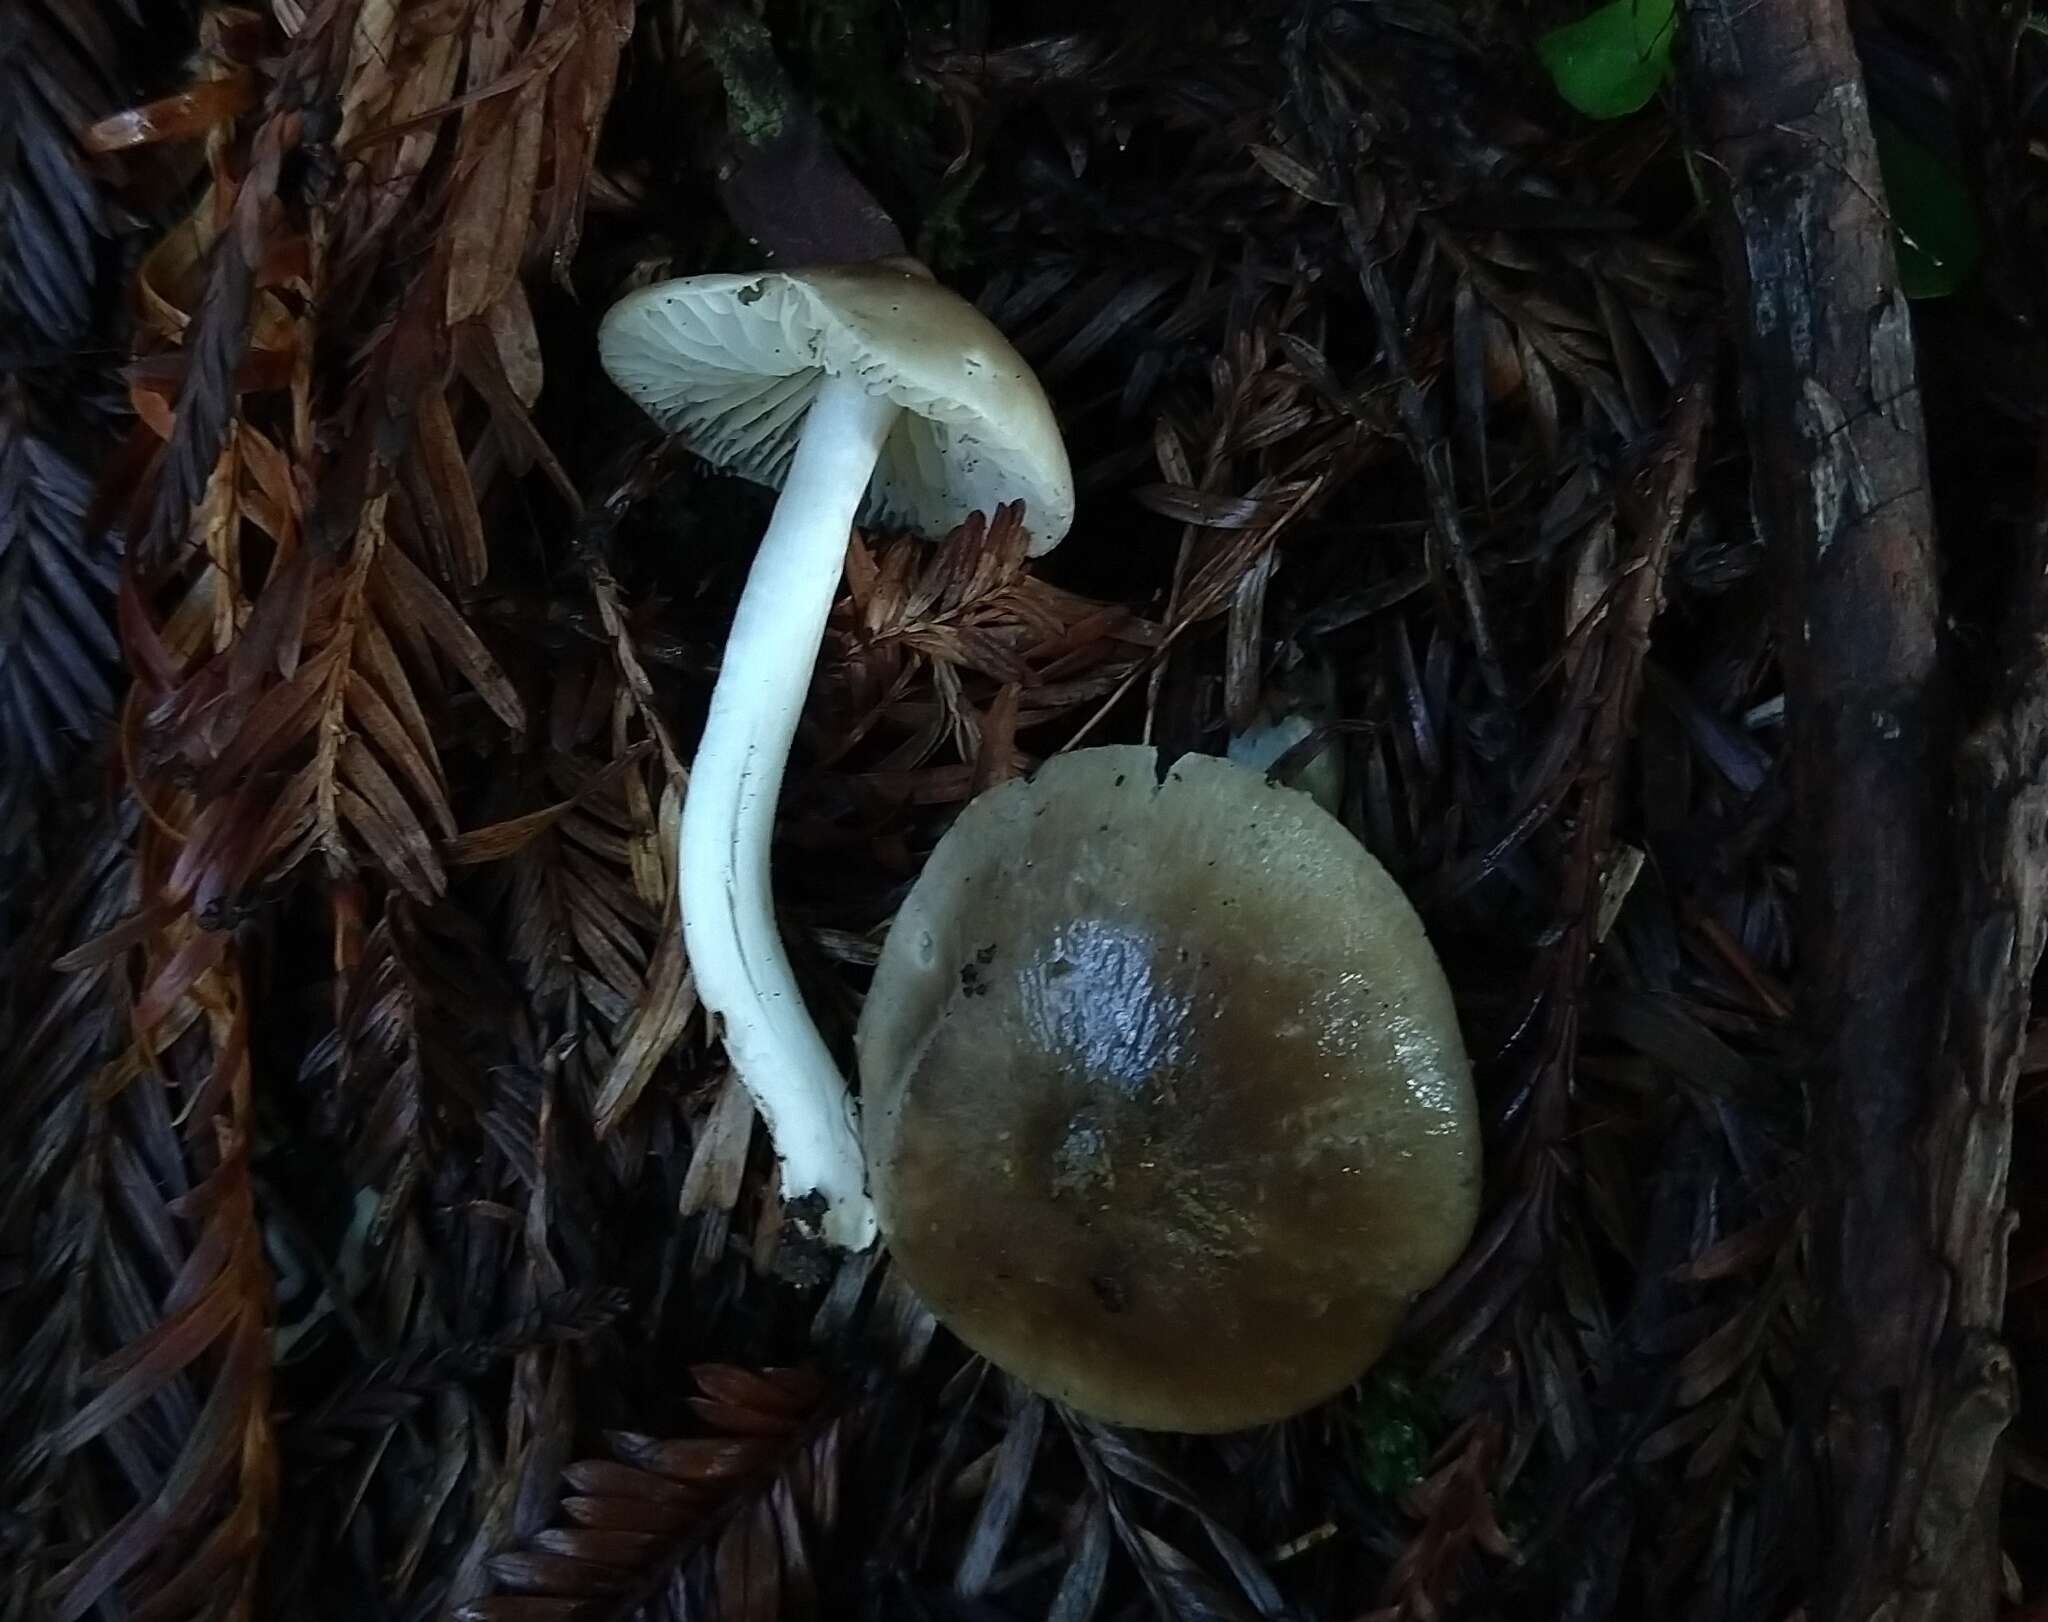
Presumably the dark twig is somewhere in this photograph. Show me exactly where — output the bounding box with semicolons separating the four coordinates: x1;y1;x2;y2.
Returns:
1890;429;2048;1620
691;0;904;265
1677;1;1963;1616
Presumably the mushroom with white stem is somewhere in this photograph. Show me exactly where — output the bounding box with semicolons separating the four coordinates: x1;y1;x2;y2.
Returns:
856;745;1480;1432
598;257;1074;1251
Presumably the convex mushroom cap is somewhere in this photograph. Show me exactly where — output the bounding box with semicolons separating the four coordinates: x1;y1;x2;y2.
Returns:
598;258;1074;551
857;746;1479;1432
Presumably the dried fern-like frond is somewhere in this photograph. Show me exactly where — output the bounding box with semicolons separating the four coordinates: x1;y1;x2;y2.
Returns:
0;803;137;1618
153;495;528;910
109;0;638;922
458;727;694;1152
1359;1415;1515;1622
0;0;123;351
817;502;1160;801
0;0;134;901
459;1365;841;1622
1637;1213;1807;1588
79;4;642;1611
23;899;278;1622
300;892;527;1209
0;393;121;884
286;1284;630;1469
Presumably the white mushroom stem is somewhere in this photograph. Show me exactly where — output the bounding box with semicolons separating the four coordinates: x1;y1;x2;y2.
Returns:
680;373;895;1250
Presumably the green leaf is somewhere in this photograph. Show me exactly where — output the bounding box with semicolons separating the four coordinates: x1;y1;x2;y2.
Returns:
1346;1369;1440;1496
1536;0;1678;120
1871;116;1980;300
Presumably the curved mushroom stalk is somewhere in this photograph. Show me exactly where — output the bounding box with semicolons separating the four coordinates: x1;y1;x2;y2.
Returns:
681;373;895;1251
597;260;1074;1255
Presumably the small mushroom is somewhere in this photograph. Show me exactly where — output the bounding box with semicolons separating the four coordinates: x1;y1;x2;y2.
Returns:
600;259;1074;1250
856;746;1478;1431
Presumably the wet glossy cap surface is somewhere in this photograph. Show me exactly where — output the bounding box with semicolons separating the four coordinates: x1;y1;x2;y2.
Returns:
856;746;1480;1432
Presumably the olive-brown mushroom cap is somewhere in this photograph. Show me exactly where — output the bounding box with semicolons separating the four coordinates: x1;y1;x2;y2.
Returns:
856;746;1480;1433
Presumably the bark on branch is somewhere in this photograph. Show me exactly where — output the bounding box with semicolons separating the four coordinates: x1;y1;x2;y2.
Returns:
1677;2;2023;1619
1676;0;1950;1612
692;0;905;265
